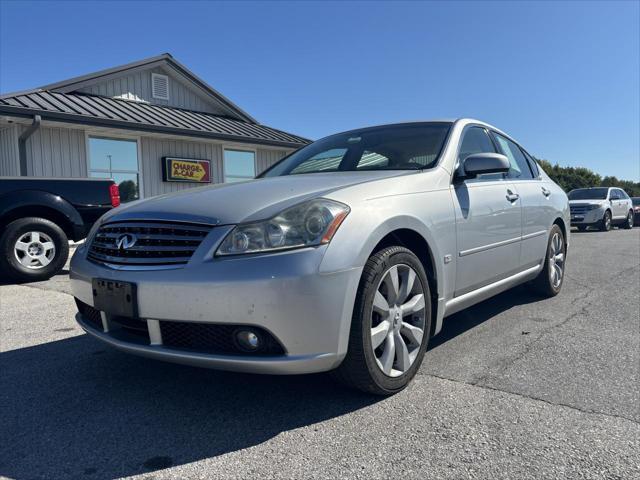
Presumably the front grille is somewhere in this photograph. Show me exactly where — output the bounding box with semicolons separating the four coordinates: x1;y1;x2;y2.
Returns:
110;315;150;341
88;221;212;266
570;205;590;215
160;321;285;356
75;298;103;330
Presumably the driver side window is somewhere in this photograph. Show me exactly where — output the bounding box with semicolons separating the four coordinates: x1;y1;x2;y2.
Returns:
458;127;500;180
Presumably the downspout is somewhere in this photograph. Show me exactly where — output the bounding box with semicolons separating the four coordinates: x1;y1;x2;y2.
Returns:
18;115;41;176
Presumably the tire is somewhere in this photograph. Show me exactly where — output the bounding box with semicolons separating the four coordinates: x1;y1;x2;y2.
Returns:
532;224;566;297
577;225;587;232
333;246;432;395
0;217;69;283
600;210;612;231
623;210;633;229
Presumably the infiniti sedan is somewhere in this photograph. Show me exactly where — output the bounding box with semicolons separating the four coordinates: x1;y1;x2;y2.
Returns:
71;119;569;395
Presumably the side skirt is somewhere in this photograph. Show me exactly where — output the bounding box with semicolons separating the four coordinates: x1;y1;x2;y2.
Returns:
443;264;542;318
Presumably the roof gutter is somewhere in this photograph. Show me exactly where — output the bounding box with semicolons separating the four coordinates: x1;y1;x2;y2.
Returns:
18;114;41;176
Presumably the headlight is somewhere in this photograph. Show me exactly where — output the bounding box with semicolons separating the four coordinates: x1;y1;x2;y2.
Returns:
216;198;350;256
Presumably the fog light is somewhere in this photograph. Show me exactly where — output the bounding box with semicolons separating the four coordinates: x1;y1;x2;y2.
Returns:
235;329;261;352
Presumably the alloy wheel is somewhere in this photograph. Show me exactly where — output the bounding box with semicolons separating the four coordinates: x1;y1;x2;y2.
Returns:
13;231;56;269
370;264;426;377
548;232;564;289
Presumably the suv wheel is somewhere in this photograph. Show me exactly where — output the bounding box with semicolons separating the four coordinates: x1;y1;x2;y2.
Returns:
532;224;566;297
334;246;432;395
0;217;69;282
623;210;633;229
600;210;612;231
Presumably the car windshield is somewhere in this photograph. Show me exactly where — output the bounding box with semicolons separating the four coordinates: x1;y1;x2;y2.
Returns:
568;188;608;200
260;123;451;177
633;198;640;206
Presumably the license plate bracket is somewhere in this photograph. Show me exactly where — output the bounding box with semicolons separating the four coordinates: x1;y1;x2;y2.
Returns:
92;279;138;318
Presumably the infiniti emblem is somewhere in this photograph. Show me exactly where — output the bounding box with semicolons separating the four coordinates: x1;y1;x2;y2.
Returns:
116;233;137;250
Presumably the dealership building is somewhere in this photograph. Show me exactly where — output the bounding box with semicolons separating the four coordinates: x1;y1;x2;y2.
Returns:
0;53;309;201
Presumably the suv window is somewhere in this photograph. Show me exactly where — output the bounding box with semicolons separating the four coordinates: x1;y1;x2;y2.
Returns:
618;189;629;199
609;189;620;200
493;133;534;180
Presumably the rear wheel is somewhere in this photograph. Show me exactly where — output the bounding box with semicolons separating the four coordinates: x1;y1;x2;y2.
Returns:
532;224;566;297
600;210;612;231
0;217;69;282
623;210;633;229
334;246;431;395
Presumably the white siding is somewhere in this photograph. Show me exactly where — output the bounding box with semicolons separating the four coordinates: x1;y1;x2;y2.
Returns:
76;67;227;115
140;137;224;197
22;125;87;177
0;125;19;176
256;148;289;175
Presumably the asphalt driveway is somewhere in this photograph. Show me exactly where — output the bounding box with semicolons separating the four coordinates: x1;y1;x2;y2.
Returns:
1;229;638;479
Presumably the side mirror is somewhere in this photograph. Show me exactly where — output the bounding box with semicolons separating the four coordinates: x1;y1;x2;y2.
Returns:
459;153;510;179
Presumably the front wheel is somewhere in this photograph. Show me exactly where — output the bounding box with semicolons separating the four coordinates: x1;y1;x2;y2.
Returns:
334;246;432;395
600;210;612;231
532;224;566;297
623;210;633;229
0;217;69;282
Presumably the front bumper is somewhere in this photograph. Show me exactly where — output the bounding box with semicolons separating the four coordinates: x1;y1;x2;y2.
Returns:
570;208;604;226
70;242;362;375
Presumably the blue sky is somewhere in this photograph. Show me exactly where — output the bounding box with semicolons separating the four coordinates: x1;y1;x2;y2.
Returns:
1;1;638;181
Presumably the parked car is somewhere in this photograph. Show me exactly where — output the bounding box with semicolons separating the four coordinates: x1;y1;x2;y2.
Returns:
70;119;569;395
632;197;640;226
0;177;119;282
568;187;634;231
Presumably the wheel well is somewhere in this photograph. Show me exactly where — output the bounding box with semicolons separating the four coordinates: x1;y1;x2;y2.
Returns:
0;206;73;239
553;217;567;239
371;229;439;336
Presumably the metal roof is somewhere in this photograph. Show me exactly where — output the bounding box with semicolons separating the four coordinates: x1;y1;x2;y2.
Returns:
0;91;310;148
1;53;258;124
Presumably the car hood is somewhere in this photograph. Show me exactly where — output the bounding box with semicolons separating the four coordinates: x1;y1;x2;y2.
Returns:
103;170;414;225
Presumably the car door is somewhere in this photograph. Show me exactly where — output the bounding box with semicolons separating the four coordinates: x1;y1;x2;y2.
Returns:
608;189;623;220
492;133;550;270
451;126;523;296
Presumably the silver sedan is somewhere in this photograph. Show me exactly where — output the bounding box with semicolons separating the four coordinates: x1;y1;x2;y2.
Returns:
70;119;569;395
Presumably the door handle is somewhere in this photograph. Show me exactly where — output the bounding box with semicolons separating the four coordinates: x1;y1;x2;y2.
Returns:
541;186;551;197
506;189;519;202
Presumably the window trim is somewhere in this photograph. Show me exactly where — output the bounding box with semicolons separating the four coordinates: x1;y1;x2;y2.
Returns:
85;133;144;199
222;146;257;183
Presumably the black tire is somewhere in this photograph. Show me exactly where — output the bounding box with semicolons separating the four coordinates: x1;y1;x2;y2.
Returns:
333;246;432;396
623;210;634;229
532;224;566;297
0;217;69;283
577;225;587;232
600;210;612;231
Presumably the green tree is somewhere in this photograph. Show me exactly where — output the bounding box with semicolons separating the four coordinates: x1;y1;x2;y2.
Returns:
536;159;639;196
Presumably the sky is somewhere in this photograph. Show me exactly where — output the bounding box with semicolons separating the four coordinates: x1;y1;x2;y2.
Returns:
0;1;638;181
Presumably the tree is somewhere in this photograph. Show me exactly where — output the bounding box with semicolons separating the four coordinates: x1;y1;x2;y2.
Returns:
118;180;138;202
536;159;639;196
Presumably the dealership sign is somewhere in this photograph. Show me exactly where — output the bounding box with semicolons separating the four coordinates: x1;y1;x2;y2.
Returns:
162;157;211;183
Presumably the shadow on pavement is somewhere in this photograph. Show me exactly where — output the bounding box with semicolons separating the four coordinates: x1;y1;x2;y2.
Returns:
0;335;380;479
429;284;543;349
1;283;543;479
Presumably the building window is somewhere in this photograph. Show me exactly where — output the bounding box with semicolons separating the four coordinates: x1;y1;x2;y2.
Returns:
224;149;256;183
88;137;141;202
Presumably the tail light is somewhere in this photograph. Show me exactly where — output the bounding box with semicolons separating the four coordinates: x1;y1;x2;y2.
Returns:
109;183;121;208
